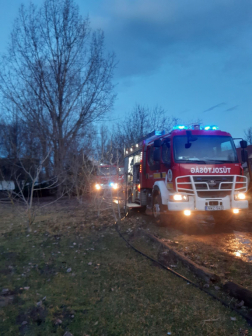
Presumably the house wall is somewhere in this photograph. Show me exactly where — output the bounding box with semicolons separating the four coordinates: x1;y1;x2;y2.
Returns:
0;181;15;190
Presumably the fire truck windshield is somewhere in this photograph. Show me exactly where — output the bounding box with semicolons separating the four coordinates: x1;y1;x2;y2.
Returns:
98;166;117;176
173;135;238;163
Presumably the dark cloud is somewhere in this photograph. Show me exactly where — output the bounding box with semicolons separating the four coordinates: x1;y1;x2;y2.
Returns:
225;105;239;112
203;103;226;113
93;0;252;78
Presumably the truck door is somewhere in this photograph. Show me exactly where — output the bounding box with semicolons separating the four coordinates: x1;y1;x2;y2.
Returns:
124;156;134;202
132;163;140;202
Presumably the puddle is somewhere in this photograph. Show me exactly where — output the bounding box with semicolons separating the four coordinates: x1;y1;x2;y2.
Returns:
233;231;251;245
231;231;252;262
185;217;252;263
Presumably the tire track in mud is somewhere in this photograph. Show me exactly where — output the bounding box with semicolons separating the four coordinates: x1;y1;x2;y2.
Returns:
126;208;252;290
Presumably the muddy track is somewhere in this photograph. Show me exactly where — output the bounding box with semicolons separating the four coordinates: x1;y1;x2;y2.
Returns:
126;208;252;291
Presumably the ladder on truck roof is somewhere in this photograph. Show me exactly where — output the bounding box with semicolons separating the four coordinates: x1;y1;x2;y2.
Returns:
138;130;166;142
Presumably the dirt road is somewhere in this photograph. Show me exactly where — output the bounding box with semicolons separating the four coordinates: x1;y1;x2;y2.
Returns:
127;209;252;290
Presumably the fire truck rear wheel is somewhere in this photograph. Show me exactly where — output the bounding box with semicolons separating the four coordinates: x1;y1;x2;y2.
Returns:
124;204;130;216
153;194;166;226
127;189;132;203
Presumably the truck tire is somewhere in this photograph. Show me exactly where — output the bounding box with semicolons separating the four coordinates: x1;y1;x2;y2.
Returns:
124;188;132;217
153;194;167;226
124;204;131;217
127;189;132;203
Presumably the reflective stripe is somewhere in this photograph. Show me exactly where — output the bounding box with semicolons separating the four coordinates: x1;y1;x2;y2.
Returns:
150;172;167;179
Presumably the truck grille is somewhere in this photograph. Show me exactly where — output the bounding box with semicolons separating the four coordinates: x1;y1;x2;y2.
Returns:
176;175;247;198
193;176;233;190
197;191;231;198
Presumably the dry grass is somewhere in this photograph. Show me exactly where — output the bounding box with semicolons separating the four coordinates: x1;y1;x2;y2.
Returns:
0;200;251;335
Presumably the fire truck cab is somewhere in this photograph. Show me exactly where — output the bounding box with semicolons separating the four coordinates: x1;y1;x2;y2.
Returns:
124;125;248;224
94;164;124;192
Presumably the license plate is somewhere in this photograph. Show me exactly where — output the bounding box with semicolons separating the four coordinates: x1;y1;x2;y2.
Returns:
205;205;223;211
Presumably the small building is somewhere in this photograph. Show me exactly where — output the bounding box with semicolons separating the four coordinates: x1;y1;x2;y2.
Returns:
0;157;39;191
0;181;15;191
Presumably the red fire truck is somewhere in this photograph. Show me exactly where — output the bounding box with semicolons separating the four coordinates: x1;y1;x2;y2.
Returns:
94;164;124;192
124;125;248;225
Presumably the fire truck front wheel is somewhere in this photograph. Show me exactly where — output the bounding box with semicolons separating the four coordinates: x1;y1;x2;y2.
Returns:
153;194;167;226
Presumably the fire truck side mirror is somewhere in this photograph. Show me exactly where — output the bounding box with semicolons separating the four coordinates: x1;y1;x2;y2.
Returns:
153;148;161;162
185;130;197;149
154;139;162;147
240;140;247;149
241;149;248;163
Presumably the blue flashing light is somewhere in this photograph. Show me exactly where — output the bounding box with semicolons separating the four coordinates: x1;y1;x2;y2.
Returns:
109;182;114;187
204;125;219;131
173;125;188;130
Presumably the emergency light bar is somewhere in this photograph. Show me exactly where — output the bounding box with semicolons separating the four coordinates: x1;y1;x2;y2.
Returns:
204;125;219;130
173;124;219;131
173;125;188;130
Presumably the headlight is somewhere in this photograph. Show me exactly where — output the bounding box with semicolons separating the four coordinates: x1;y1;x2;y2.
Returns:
95;184;101;190
169;194;188;202
234;193;246;200
112;183;118;190
174;194;183;201
184;210;191;216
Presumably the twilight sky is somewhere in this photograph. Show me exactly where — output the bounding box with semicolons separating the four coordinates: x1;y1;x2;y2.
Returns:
0;0;251;138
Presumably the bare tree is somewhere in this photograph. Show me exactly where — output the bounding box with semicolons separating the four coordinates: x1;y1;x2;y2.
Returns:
244;127;252;145
0;150;61;231
66;134;98;203
97;125;110;162
0;110;44;162
14;154;52;230
109;104;179;164
0;0;116;194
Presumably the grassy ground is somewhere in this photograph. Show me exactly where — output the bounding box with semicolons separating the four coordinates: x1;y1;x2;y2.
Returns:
0;200;251;335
